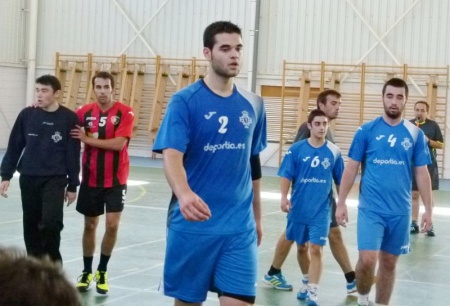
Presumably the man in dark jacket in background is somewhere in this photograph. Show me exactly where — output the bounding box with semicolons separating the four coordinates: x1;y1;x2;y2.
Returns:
0;74;80;264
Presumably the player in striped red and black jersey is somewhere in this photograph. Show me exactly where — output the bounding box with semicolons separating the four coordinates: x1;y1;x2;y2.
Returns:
77;95;132;188
71;71;134;294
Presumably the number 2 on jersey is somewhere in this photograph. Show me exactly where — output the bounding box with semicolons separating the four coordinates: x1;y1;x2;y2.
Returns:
218;116;228;134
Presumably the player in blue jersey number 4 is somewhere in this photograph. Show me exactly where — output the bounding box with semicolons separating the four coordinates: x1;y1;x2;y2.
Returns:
335;78;433;306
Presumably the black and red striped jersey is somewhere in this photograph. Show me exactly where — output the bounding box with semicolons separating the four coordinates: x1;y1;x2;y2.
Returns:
77;101;134;187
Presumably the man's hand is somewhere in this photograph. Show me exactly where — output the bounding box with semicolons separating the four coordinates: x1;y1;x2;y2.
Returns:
178;191;211;221
65;191;77;206
335;201;348;227
0;181;10;198
70;125;87;142
281;198;291;213
420;210;433;233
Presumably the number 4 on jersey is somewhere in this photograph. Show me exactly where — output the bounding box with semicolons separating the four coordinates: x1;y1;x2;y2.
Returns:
387;134;397;147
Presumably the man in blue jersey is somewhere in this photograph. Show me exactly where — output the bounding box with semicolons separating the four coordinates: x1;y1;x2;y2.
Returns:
264;90;356;297
152;21;267;306
409;101;444;236
335;78;433;306
278;109;344;306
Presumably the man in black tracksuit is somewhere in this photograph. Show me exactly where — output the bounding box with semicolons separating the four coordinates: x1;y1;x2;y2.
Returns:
0;75;80;264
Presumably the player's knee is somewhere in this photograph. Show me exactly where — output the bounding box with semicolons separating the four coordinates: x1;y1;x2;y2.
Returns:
358;253;378;269
379;259;396;272
105;221;120;234
297;243;308;254
84;218;98;232
378;253;398;270
309;244;322;256
328;227;343;242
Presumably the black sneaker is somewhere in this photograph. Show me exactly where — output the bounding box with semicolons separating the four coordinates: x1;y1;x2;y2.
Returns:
410;221;419;234
427;225;436;237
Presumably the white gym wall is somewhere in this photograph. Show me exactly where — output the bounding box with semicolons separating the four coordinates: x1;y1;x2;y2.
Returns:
0;0;449;177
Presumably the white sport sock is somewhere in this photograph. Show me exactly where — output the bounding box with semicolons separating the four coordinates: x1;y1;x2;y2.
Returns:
358;294;369;305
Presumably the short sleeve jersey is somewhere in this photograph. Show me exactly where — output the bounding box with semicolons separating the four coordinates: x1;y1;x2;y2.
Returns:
278;140;344;225
77;101;134;188
293;120;337;202
153;80;267;235
348;117;431;215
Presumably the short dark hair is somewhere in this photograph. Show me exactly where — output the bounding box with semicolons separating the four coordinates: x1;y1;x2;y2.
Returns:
382;78;409;98
415;100;429;112
316;89;341;108
308;109;327;124
35;75;61;92
92;71;115;89
0;247;80;306
203;21;242;49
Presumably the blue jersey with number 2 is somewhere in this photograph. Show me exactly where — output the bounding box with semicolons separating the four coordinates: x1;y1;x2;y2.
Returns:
153;80;267;234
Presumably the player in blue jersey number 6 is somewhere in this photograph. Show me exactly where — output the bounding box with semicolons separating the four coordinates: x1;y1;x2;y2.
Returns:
278;109;345;306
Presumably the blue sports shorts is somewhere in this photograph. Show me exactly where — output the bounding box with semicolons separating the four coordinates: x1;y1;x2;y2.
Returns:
357;208;410;255
163;227;257;303
286;221;329;246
